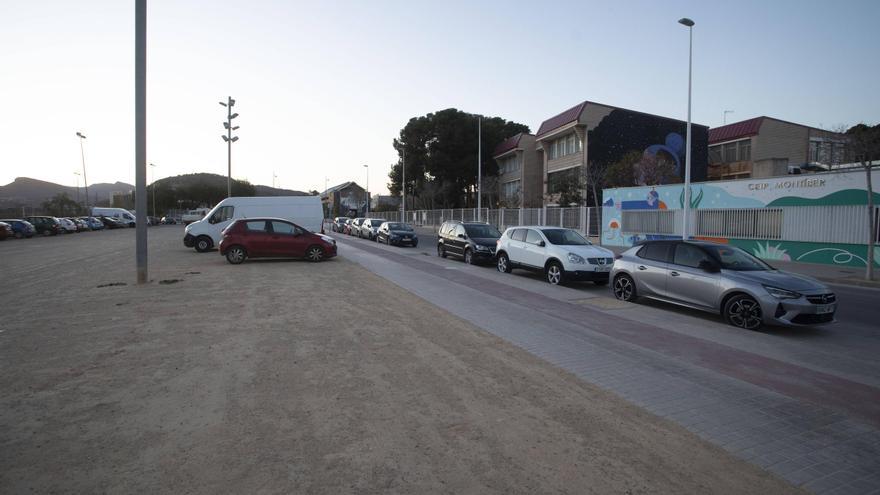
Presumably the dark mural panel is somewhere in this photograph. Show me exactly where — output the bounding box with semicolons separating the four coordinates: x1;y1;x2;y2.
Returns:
587;109;709;182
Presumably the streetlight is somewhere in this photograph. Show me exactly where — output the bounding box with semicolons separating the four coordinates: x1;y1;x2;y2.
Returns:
76;131;89;213
363;164;369;214
149;163;157;219
678;17;694;240
401;146;406;223
219;97;240;198
477;116;482;221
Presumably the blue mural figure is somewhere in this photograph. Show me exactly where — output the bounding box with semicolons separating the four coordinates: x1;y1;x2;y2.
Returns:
644;132;684;178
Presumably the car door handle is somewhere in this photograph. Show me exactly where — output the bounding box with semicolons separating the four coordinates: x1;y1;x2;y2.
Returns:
670;271;680;277
637;265;647;270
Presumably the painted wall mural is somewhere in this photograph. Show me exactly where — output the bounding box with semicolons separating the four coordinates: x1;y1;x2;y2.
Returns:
602;169;880;267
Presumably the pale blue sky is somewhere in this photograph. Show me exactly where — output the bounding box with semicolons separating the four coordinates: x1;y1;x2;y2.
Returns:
1;0;877;194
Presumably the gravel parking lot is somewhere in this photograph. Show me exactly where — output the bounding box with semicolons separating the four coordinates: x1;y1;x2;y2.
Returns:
0;227;800;493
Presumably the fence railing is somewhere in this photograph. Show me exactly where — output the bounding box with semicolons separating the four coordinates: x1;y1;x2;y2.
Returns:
362;207;603;238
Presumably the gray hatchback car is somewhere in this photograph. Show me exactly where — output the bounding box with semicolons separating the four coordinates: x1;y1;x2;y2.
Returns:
610;240;837;329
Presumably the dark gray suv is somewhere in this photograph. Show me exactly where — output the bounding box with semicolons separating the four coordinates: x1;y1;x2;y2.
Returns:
437;220;501;265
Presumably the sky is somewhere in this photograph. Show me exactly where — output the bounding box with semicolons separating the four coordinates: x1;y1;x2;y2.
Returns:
1;0;878;195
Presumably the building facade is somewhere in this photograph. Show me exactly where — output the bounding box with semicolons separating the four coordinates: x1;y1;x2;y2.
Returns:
708;117;848;180
491;132;542;207
370;195;401;212
321;181;368;217
534;100;709;205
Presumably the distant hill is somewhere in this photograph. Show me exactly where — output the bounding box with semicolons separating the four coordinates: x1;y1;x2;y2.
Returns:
154;173;310;196
0;177;134;207
0;173;311;208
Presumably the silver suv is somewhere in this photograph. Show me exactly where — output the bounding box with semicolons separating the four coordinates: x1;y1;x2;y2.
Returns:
610;240;837;329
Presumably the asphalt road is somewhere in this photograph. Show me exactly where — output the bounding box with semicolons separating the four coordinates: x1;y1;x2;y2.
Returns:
334;228;880;494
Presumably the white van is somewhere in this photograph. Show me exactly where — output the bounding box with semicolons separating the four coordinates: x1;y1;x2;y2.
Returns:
183;196;325;252
91;207;136;227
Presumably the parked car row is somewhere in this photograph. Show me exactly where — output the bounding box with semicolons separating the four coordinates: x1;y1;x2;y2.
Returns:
341;218;838;330
0;215;149;240
335;216;419;246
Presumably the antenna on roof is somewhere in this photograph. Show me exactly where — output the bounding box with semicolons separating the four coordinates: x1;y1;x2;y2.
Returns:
723;110;734;125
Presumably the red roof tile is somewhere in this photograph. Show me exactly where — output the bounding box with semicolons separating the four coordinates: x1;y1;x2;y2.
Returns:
493;133;524;157
536;102;587;138
709;117;764;144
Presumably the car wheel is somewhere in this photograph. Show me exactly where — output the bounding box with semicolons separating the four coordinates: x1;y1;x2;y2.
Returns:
412;240;418;248
226;246;246;264
438;245;447;258
546;262;564;285
195;236;213;252
613;274;637;301
593;279;609;286
724;294;764;330
497;253;512;273
306;245;325;262
464;248;473;265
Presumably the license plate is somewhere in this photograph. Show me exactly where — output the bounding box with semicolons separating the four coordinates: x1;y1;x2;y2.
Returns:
403;236;410;240
816;304;835;314
595;265;611;272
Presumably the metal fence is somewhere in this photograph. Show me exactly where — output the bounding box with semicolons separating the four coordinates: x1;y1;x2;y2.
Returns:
620;205;876;245
365;207;603;238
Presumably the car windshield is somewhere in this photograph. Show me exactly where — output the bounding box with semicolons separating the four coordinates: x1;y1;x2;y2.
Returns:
370;220;386;226
541;229;590;245
388;223;411;231
465;224;501;238
703;244;773;271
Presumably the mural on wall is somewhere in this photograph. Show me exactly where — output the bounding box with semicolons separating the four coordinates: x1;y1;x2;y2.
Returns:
587;109;709;183
602;169;880;267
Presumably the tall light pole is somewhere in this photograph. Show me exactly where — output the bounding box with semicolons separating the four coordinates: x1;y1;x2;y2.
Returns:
219;96;240;198
401;146;406;223
73;171;81;205
477;117;482;221
363;164;369;215
135;0;147;284
723;110;734;125
76;132;89;213
679;17;694;240
149;163;157;218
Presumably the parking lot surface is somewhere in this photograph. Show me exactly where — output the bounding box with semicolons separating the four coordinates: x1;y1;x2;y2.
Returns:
336;228;880;494
0;227;801;493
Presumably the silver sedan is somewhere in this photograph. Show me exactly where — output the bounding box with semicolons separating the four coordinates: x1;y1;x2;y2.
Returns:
610;240;837;330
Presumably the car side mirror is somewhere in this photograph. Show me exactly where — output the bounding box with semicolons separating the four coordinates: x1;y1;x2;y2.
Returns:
458;233;466;239
538;240;546;247
699;260;720;272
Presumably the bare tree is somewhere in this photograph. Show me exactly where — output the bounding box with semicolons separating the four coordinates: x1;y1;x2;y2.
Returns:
845;123;880;281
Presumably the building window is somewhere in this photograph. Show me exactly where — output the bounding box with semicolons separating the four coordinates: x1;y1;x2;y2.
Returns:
502;180;520;201
499;155;521;175
738;139;751;161
723;143;738;162
547;166;581;194
548;133;580;160
809;141;820;162
709;145;722;164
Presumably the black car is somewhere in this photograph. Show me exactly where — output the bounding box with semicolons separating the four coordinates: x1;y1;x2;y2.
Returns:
437;220;501;264
100;216;124;229
377;222;418;246
25;216;61;236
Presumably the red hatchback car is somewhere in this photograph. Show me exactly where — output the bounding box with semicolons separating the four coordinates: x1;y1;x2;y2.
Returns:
219;218;337;264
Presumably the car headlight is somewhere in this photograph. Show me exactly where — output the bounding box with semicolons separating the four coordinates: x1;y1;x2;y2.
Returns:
763;285;801;300
474;244;488;251
567;253;586;264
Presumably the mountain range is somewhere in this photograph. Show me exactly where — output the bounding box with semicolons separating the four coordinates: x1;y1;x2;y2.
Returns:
0;174;310;208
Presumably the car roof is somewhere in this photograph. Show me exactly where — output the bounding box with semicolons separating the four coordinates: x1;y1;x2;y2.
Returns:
233;217;296;223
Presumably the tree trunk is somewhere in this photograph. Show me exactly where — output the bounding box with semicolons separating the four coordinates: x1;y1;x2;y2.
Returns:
866;162;875;281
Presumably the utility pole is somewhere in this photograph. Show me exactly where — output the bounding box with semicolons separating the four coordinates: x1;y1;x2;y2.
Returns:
723;110;734;125
402;146;406;223
219;96;239;198
477;117;482;220
363;164;369;215
135;0;148;284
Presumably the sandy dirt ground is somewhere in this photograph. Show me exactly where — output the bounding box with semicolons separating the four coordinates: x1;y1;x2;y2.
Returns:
0;228;801;493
